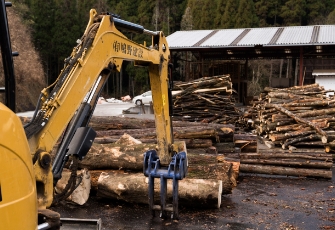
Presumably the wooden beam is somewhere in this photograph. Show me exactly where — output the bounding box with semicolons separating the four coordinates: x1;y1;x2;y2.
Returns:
299;47;304;86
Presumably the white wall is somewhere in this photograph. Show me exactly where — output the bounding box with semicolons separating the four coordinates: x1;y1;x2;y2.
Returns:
315;76;335;97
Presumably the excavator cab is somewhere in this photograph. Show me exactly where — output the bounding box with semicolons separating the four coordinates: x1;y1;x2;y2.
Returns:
0;1;39;229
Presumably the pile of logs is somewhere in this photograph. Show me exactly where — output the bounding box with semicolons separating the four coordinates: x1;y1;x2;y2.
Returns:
242;83;333;179
172;75;241;124
91;116;238;154
54;116;240;208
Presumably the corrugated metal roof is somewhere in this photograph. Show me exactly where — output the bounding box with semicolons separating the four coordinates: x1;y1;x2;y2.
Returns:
237;27;278;46
275;26;313;45
318;25;335;44
200;29;244;47
165;30;213;47
166;25;335;49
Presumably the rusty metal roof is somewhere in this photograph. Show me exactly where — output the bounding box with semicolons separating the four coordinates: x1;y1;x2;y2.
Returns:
167;25;335;49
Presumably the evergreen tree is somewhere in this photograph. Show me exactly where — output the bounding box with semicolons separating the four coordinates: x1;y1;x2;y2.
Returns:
30;0;56;82
221;0;239;28
166;0;187;33
327;8;335;24
199;0;216;29
214;0;227;28
114;0;139;22
235;0;258;28
280;0;307;26
255;0;283;27
138;0;155;28
306;0;326;24
53;0;82;66
188;0;203;29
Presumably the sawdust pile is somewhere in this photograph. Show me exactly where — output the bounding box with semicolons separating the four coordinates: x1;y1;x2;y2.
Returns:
0;6;45;112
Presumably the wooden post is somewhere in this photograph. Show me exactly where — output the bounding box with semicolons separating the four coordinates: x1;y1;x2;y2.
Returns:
269;60;272;87
294;59;298;86
242;59;247;103
299;47;304;86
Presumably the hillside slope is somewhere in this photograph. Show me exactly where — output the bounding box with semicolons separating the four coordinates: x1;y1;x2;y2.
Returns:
0;5;45;112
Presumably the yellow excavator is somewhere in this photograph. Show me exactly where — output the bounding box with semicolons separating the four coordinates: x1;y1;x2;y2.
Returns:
0;1;187;229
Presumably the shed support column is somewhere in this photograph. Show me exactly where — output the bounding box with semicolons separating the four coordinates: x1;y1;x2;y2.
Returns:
242;59;248;103
186;51;189;82
299;47;304;86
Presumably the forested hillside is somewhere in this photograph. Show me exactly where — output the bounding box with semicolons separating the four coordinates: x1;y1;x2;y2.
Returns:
9;0;335;99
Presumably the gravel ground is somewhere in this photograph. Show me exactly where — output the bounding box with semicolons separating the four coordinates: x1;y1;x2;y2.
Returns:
51;166;335;230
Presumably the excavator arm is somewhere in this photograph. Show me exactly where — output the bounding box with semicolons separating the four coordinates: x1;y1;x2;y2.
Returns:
23;9;186;218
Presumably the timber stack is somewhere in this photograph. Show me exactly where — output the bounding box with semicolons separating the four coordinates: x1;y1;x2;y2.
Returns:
91;116;238;154
61;116;241;208
172;75;241;125
242;83;333;179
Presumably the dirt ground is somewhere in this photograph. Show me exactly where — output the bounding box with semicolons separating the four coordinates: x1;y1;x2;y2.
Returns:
51;166;335;230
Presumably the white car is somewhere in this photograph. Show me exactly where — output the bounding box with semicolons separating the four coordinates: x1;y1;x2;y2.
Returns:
132;91;152;105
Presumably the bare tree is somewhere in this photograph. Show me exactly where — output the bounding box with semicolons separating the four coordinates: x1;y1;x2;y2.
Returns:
181;7;193;30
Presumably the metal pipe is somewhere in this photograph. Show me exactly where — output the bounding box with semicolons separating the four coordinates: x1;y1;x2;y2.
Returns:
110;15;158;36
143;29;159;36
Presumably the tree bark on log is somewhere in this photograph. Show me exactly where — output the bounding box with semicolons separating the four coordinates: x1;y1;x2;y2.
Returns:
96;126;216;136
240;159;332;169
89;116;213;130
96;127;218;140
55;169;91;205
269;104;328;143
94;137;213;149
282;134;321;149
240;152;333;161
79;143;224;171
187;163;234;194
79;143;155;170
240;164;332;179
97;171;223;208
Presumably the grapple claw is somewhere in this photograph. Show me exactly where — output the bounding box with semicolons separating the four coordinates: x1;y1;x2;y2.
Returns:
143;150;187;219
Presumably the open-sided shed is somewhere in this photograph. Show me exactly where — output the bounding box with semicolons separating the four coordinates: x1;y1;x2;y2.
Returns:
167;25;335;102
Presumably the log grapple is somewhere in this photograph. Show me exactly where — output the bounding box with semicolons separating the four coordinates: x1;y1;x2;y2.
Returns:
144;149;188;219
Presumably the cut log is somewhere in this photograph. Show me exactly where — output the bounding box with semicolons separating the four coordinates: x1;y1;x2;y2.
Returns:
325;140;335;153
282;134;321;149
240;164;332;179
284;128;315;138
215;142;235;153
55;168;91;205
269;104;328;143
96;126;218;140
240;152;333;161
268;133;288;142
264;140;275;149
187;163;234;194
80;143;224;171
94;137;213;149
240;159;332;169
97;171;223;208
89;116;155;130
234;133;257;141
79;143;155;170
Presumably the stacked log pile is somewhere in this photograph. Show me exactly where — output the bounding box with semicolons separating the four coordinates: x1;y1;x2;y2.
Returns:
91;116;237;154
65;116;241;208
172;75;241;125
242;83;333;179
